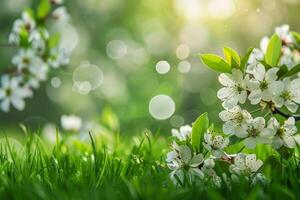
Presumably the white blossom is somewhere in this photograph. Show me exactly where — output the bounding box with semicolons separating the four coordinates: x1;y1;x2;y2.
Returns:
52;7;69;23
0;75;32;112
61;114;82;132
217;69;248;109
273;78;300;113
8;11;36;45
203;132;229;158
275;24;294;44
238;117;273;149
48;48;70;68
29;30;46;56
229;153;264;181
167;143;204;185
267;117;297;149
171;125;192;141
219;105;252;136
246;64;284;104
12;49;36;70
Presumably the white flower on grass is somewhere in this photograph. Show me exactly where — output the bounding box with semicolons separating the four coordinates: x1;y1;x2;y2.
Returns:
61;114;82;132
246;64;284;104
229;153;263;181
238;117;273;148
267;117;297;149
217;69;248;109
171;125;192;141
273;78;300;113
12;49;36;70
219;106;252;136
0;76;32;112
167;142;204;185
203;132;229;158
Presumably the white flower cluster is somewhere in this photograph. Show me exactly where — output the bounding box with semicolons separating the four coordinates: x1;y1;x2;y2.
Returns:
249;24;300;69
218;26;300;149
167;25;300;187
167;125;262;186
167;126;221;186
0;0;71;112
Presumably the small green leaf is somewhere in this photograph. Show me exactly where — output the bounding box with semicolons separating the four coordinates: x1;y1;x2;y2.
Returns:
277;65;289;78
240;47;253;72
24;8;35;19
191;112;209;153
37;0;51;19
48;33;60;49
282;63;300;78
259;60;272;70
291;31;300;46
265;34;282;67
200;54;231;73
223;46;241;68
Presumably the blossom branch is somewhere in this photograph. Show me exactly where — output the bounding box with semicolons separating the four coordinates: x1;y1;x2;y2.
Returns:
273;108;300;121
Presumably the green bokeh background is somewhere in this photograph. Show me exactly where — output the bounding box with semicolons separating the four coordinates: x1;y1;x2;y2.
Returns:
0;0;299;135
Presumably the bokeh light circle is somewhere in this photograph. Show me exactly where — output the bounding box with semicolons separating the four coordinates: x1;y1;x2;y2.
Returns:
176;44;190;60
106;40;127;59
178;61;191;73
149;95;175;120
73;63;104;93
155;60;170;74
51;77;61;88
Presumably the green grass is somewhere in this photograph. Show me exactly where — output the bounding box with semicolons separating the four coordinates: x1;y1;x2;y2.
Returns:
0;130;299;200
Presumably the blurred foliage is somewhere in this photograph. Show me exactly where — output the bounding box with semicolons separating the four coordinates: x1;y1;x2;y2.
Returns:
0;0;300;136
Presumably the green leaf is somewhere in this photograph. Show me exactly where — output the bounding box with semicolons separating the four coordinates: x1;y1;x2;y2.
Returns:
191;113;209;153
37;0;51;19
291;31;300;46
258;60;272;70
277;65;289;78
24;8;35;19
48;33;60;49
282;63;300;78
240;47;253;72
223;46;240;68
200;54;231;73
265;34;282;67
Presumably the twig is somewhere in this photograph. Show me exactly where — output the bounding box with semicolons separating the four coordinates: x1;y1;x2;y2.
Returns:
273;108;300;121
0;68;18;75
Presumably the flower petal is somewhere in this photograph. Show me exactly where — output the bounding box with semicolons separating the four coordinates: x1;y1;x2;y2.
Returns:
218;73;235;87
248;89;262;104
265;68;279;82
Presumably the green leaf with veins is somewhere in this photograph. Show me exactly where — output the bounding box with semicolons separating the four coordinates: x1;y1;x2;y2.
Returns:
265;34;282;67
191;112;209;153
223;46;241;69
200;54;231;73
240;47;253;72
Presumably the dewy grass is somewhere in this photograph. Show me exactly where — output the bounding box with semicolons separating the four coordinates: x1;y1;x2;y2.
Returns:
0;130;299;200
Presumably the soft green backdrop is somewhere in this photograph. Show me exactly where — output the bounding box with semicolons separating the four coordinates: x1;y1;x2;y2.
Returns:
0;0;299;135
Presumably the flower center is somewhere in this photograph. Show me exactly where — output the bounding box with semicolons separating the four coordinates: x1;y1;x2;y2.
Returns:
236;84;244;93
259;80;269;90
248;127;259;137
22;57;30;64
5;88;11;96
276;128;285;138
280;90;291;101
